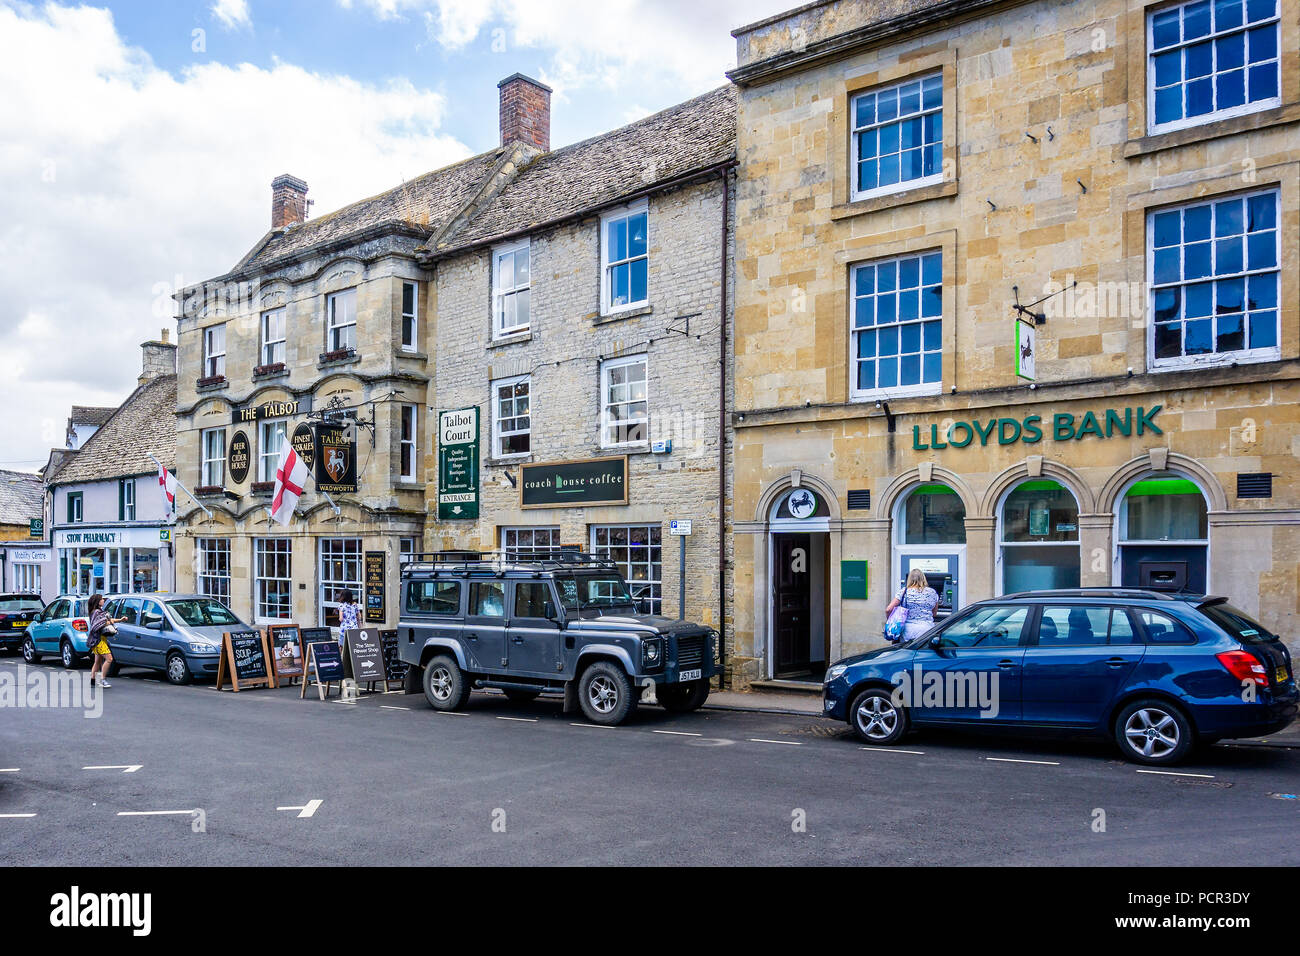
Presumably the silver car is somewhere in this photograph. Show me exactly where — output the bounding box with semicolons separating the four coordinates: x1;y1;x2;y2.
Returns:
103;593;248;685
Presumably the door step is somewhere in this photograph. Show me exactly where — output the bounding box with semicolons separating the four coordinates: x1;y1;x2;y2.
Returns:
750;678;822;696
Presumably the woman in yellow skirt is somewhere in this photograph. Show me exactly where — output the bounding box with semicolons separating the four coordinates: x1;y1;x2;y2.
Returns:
87;593;125;688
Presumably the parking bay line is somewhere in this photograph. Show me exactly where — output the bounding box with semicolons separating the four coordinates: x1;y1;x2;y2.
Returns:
860;747;926;755
0;813;36;819
749;738;802;746
653;730;702;737
496;715;537;722
1136;769;1216;779
116;810;194;817
0;768;19;773
277;799;323;819
83;765;143;774
985;757;1061;766
570;723;618;730
380;705;411;712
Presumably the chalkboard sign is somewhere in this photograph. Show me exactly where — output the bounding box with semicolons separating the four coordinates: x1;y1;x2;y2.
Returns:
343;628;385;685
216;629;272;692
267;624;304;682
380;629;408;686
300;639;346;700
365;551;386;623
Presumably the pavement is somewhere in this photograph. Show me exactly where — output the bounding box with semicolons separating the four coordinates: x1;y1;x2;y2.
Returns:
2;655;1298;866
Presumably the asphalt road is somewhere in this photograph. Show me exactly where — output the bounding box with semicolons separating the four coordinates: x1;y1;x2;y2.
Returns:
1;656;1297;866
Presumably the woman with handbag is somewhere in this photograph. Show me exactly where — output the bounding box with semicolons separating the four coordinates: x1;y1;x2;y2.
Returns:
884;568;940;644
87;593;125;688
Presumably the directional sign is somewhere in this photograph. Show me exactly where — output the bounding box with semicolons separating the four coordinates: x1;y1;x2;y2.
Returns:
438;407;479;520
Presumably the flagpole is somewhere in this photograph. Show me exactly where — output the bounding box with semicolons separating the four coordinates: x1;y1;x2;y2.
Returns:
148;454;213;520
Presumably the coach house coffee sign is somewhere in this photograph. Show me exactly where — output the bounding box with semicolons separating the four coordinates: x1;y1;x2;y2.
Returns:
912;405;1163;451
521;456;628;509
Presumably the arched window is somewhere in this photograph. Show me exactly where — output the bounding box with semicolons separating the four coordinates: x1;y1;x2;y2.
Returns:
900;483;966;544
1117;474;1208;592
1000;479;1080;593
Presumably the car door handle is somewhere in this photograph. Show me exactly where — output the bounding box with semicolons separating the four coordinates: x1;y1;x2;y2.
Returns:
1105;657;1132;667
997;659;1017;668
511;636;526;644
465;632;478;641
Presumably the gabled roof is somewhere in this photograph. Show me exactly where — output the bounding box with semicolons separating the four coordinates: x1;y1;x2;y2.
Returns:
0;469;42;526
47;376;177;486
69;406;115;427
232;147;512;274
433;86;737;254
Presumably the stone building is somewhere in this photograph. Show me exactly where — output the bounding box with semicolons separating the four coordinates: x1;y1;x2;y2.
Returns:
726;0;1300;685
421;81;735;630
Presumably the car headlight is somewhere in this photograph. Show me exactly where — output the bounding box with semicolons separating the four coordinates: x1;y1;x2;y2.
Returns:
188;641;218;654
642;639;662;665
824;664;848;683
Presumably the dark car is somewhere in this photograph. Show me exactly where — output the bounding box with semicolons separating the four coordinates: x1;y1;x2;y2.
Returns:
0;593;46;654
822;589;1296;765
398;551;720;725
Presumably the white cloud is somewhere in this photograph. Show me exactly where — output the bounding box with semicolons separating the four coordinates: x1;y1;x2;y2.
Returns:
0;2;471;469
211;0;251;31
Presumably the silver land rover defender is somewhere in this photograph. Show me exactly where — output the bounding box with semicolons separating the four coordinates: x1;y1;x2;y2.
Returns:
398;552;719;725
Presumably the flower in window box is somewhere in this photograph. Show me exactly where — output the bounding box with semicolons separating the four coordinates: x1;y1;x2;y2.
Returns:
319;348;356;364
196;374;227;388
250;480;276;494
253;362;287;376
193;485;224;496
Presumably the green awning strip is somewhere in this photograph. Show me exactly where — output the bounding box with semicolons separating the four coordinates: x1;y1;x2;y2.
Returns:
912;484;958;495
1126;478;1200;497
1014;480;1064;492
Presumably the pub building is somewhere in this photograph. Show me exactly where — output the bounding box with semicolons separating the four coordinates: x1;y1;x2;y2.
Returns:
725;0;1300;688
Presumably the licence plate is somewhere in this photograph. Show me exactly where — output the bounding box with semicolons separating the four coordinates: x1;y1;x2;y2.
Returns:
1277;666;1289;683
12;621;26;627
679;668;702;682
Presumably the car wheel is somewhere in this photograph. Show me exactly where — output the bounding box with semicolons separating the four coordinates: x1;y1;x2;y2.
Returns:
422;655;470;711
502;688;540;703
659;679;710;713
165;651;193;686
578;661;634;725
849;687;908;745
60;640;80;669
22;636;41;664
1114;698;1194;765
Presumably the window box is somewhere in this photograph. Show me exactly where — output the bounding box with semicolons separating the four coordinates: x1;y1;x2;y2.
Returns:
318;348;358;367
193;485;225;496
253;362;287;378
250;480;275;495
196;374;227;390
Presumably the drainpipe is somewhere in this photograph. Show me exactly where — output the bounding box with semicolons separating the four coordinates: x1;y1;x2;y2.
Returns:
718;168;730;687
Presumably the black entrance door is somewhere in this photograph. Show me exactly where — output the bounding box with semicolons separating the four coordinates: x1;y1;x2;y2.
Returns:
774;533;811;675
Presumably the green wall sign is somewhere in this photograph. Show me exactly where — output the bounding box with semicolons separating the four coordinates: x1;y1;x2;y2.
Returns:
841;560;869;600
29;518;43;539
913;406;1162;451
438;407;479;520
520;457;628;509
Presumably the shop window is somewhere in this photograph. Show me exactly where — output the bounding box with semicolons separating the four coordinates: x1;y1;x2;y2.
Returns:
255;538;293;622
900;483;966;544
1000;480;1080;593
501;526;559;559
591;524;662;614
1118;474;1209;593
131;549;159;593
319;538;362;628
197;538;232;604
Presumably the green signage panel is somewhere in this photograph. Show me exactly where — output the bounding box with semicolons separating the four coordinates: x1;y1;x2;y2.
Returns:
520;456;628;509
841;560;869;600
29;518;43;539
438;407;479;520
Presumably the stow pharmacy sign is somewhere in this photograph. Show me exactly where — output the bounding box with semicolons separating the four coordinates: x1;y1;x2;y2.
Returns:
912;405;1162;451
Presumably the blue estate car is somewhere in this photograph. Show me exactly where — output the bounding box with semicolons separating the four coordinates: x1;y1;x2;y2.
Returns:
823;589;1297;765
22;594;97;667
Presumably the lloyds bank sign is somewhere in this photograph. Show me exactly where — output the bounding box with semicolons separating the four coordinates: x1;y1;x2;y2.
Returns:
912;405;1162;451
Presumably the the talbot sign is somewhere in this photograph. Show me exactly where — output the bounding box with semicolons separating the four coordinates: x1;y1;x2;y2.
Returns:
231;396;310;424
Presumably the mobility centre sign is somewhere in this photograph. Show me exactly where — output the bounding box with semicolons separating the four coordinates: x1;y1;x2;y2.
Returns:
438;407;479;520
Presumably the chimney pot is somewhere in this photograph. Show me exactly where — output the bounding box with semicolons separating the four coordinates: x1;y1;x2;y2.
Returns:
271;174;309;229
498;73;552;152
139;334;178;384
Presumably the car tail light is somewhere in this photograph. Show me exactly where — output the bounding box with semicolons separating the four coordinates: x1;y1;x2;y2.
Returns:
1217;650;1267;686
0;614;8;623
72;619;88;632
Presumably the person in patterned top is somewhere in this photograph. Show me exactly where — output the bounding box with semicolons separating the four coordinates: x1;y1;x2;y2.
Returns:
337;589;362;644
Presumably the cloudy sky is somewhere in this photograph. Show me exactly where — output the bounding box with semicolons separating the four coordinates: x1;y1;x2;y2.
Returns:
0;0;788;472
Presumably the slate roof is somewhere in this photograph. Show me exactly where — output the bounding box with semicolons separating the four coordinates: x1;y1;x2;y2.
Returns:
434;85;737;253
0;469;42;525
47;375;177;486
235;148;510;273
69;406;115;427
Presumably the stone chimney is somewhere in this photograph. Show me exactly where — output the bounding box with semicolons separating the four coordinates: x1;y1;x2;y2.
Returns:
498;74;551;152
271;173;310;229
140;328;177;384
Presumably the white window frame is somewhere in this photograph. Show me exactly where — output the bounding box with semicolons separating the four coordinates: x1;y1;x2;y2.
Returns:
401;281;419;351
399;403;418;481
849;72;944;202
258;418;288;483
1146;187;1280;371
599;354;649;448
590;524;663;615
253;537;292;623
319;538;363;628
399;537;417;566
122;479;135;521
326;288;357;353
201;428;226;487
260;308;286;366
491;374;531;459
14;563;40;593
848;250;944;402
501;526;560;559
202;324;226;378
1146;0;1282;136
492;239;531;338
196;538;231;604
600;203;649;315
68;492;83;523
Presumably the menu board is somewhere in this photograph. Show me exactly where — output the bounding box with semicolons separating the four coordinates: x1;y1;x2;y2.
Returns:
216;629;272;692
365;551;386;623
267;624;304;680
343;627;385;685
380;629;408;684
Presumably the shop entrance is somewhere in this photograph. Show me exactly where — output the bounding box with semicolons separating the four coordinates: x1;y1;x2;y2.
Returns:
766;487;832;681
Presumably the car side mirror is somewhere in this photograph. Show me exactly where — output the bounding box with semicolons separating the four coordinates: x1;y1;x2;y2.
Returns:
145;620;164;631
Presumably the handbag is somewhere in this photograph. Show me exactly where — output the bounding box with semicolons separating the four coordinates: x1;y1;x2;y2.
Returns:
885;604;909;641
100;622;117;638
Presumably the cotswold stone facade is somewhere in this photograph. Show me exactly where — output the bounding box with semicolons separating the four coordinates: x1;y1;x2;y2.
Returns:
422;88;735;633
727;0;1300;684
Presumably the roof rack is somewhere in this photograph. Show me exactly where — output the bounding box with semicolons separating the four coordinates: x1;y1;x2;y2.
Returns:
402;549;620;576
997;588;1182;601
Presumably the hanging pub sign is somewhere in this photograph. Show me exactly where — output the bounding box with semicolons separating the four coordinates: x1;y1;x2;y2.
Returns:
438;407;479;520
216;629;272;692
231;396;311;425
1015;318;1036;381
228;431;251;485
291;423;316;470
520;456;628;509
364;551;386;623
314;423;358;494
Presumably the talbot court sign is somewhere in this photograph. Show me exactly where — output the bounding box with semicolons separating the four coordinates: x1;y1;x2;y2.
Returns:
912;405;1162;451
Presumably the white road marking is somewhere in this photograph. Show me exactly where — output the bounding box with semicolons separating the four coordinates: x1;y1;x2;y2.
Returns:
0;813;36;818
496;715;537;722
380;705;411;711
434;710;468;716
570;722;618;730
653;730;703;737
117;810;194;817
749;738;802;746
277;799;322;819
1136;769;1216;779
986;757;1060;766
860;747;926;755
0;768;19;772
83;764;142;773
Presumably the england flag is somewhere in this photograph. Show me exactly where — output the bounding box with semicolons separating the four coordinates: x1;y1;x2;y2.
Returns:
158;464;177;520
270;442;309;526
